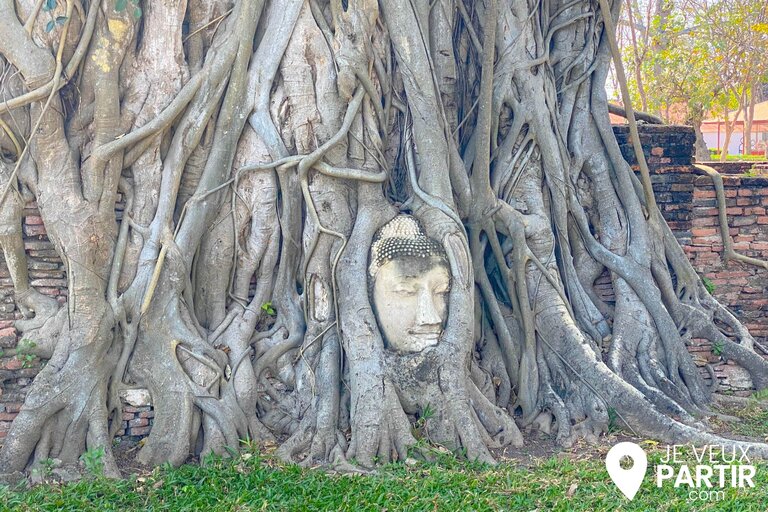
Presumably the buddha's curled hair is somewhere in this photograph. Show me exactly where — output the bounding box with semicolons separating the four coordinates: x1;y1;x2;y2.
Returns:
368;214;448;280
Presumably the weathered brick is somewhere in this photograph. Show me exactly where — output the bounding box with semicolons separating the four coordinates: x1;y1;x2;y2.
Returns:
129;426;151;436
128;418;148;428
5;403;22;413
23;225;47;237
0;358;22;370
691;227;717;237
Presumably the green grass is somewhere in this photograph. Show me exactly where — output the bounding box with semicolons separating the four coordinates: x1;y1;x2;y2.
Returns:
1;445;767;512
708;153;766;162
724;397;768;439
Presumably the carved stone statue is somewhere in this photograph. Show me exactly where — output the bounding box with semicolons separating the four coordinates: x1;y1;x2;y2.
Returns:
369;215;450;353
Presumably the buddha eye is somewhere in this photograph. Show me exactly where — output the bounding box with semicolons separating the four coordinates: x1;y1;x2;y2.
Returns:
394;288;416;297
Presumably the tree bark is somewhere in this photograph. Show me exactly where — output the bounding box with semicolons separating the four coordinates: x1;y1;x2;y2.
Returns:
0;0;766;477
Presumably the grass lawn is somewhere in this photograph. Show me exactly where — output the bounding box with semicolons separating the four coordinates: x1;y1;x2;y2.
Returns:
2;445;766;511
1;400;767;511
707;154;766;162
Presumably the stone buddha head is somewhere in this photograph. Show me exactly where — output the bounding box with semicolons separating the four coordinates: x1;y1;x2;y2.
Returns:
369;215;451;353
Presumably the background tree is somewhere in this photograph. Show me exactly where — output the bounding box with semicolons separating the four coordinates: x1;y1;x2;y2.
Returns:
618;0;768;160
0;0;767;477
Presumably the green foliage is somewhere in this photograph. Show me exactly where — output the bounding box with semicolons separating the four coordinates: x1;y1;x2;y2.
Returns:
412;403;436;440
711;340;725;357
701;276;716;295
711;153;767;163
30;458;55;481
79;446;105;477
260;301;276;316
607;407;619;433
619;0;768;147
16;339;37;369
43;0;56;11
2;448;767;511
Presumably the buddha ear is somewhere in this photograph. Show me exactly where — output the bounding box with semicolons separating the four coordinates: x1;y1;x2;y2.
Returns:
444;232;470;291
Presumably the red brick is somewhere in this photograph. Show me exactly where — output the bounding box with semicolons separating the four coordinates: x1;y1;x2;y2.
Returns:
692;217;718;227
129;426;151;436
129;418;148;428
732;217;755;227
24;215;44;225
0;412;17;421
694;189;716;199
651;147;664;156
0;358;22;370
23;225;47;237
691;227;717;237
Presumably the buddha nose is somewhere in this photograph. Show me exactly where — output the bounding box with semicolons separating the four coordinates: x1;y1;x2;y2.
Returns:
415;288;442;327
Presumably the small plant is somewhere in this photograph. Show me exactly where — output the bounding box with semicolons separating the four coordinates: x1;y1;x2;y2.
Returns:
711;340;725;357
79;446;105;477
412;403;436;442
607;407;619;433
260;301;276;316
414;403;435;430
30;458;55;481
702;276;716;295
751;388;768;402
16;339;37;369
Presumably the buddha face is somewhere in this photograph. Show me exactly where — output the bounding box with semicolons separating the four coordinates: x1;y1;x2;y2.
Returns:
372;256;450;353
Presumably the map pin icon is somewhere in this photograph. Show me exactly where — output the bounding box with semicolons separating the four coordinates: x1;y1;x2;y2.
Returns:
606;442;648;500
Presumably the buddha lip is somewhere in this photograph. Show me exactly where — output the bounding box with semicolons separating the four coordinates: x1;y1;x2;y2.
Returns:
408;329;441;336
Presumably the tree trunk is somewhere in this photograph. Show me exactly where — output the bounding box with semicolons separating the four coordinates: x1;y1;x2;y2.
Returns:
1;0;767;477
690;114;711;162
744;87;756;155
720;103;742;161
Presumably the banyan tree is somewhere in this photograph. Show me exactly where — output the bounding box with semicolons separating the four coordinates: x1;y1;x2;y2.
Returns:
0;0;766;477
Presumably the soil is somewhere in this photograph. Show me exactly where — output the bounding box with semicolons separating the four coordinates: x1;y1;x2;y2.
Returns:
105;398;767;478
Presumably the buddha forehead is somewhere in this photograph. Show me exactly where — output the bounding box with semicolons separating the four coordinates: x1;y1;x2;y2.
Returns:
377;256;450;284
368;215;449;281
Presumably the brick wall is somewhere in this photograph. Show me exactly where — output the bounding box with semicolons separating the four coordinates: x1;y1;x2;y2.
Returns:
613;125;768;393
0;204;68;442
1;126;766;442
